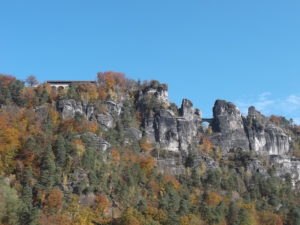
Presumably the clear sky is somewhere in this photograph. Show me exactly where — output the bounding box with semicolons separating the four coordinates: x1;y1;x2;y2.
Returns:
1;1;300;122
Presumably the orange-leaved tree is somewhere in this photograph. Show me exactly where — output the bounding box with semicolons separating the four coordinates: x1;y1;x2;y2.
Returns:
97;71;126;90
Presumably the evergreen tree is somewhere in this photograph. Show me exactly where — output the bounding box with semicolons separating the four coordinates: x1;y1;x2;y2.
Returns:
0;177;22;225
9;80;24;106
20;185;39;225
238;208;251;225
288;207;300;225
39;145;56;189
53;135;67;168
227;202;240;225
160;183;180;212
0;84;11;104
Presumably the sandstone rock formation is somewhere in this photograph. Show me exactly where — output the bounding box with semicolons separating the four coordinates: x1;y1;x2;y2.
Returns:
57;99;121;130
211;100;250;152
143;99;201;153
57;99;93;120
55;84;300;184
210;100;290;156
246;106;290;155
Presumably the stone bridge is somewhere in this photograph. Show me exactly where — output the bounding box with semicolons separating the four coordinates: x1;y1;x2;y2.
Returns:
201;118;213;124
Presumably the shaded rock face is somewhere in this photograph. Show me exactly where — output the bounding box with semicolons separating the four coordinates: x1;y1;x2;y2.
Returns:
143;99;201;154
35;105;49;121
246;107;290;155
124;127;143;145
95;101;122;130
140;82;169;103
81;132;111;152
210;101;290;156
125;127;142;140
211;100;250;152
96;114;114;130
177;99;201;154
155;110;179;152
65;169;89;194
106;101;122;116
57;99;122;130
212;100;245;133
246;159;268;176
144;110;179;151
180;99;195;120
57;99;94;120
156;155;185;176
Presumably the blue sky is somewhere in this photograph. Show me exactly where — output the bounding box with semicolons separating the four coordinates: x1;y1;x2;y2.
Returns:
1;1;300;122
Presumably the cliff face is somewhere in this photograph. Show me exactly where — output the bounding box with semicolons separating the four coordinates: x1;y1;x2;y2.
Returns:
57;99;122;130
210;100;290;156
246;106;290;155
143;99;201;154
57;99;94;120
211;100;250;152
56;83;299;184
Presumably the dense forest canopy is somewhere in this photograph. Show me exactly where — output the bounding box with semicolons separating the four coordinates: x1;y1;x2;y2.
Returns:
1;72;300;225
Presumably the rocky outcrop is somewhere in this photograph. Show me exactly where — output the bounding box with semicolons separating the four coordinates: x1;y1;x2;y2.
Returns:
246;106;290;155
246;158;268;176
105;101;122;116
154;110;179;152
57;99;94;120
96;113;114;130
124;127;143;144
125;127;143;140
177;99;201;154
156;157;185;176
143;99;201;153
57;99;122;130
270;156;300;186
143;109;179;151
139;81;169;104
179;99;199;120
211;100;250;152
35;105;50;121
55;93;299;184
210;100;290;156
80;132;111;152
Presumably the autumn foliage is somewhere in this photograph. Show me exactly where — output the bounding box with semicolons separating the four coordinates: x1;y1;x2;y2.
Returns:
111;148;121;164
0;73;299;225
163;175;181;190
139;156;156;176
97;71;126;89
0;74;16;86
139;138;153;152
270;115;282;126
199;136;213;155
44;189;64;213
204;192;223;207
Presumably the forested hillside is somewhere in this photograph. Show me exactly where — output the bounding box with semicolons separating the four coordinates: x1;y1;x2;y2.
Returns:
1;72;300;225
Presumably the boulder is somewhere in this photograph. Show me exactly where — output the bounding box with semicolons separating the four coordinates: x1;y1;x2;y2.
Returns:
106;101;122;116
125;127;143;140
57;99;78;119
82;132;111;152
96;114;114;130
